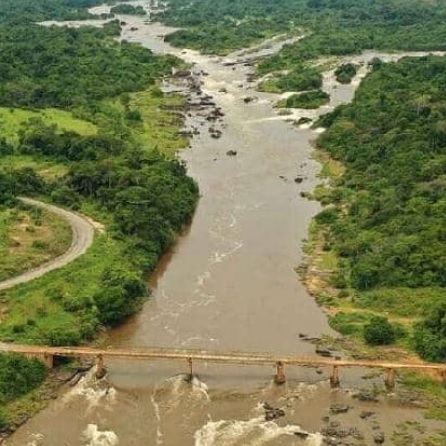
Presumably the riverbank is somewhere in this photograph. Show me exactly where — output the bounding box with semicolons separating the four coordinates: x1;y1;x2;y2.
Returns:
299;59;446;430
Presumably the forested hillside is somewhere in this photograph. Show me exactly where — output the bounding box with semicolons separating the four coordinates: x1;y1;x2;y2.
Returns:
315;56;446;360
0;0;105;22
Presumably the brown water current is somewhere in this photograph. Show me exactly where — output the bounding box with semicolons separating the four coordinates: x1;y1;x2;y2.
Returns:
8;4;446;446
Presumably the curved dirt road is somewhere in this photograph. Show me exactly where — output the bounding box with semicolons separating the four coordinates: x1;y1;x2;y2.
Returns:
0;197;95;292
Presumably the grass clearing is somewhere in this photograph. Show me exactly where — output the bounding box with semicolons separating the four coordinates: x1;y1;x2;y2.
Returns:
96;88;188;157
0;155;68;180
0;107;97;145
313;149;345;178
0;205;72;282
130;89;188;156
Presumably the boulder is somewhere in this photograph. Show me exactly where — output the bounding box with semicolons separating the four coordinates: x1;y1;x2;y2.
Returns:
373;432;385;444
330;404;350;414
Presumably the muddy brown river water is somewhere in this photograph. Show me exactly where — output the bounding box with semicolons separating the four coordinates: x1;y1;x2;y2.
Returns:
8;4;446;446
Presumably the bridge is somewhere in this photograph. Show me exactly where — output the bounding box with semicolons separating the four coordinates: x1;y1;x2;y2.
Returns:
2;343;446;389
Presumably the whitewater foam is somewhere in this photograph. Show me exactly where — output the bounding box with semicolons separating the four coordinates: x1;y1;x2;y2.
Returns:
194;417;323;446
63;370;116;411
82;425;119;446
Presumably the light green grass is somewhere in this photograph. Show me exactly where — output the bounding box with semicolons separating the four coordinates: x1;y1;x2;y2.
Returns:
130;90;188;156
0;155;68;179
97;88;188;157
0;107;97;145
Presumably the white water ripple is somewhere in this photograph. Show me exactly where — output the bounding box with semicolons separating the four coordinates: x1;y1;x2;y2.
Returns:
82;425;119;446
194;417;323;446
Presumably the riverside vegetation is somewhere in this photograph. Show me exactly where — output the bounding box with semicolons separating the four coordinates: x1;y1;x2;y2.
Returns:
311;56;446;362
0;0;198;431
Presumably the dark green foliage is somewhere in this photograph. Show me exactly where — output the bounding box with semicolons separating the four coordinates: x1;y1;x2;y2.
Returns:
414;303;446;362
363;316;396;345
0;354;47;405
316;56;446;291
283;90;329;109
110;4;147;16
0;168;46;204
315;207;338;225
334;63;358;84
0;24;178;109
0;171;17;205
94;264;147;326
0;0;105;23
160;0;446;59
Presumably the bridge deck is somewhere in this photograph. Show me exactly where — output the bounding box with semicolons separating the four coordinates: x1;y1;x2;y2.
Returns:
1;343;445;371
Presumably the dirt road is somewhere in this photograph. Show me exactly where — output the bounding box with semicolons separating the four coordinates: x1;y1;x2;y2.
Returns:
0;198;95;291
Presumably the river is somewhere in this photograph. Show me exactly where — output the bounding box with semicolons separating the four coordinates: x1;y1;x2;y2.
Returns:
7;4;446;446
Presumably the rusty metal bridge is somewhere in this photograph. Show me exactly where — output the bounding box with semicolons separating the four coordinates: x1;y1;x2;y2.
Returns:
2;343;446;389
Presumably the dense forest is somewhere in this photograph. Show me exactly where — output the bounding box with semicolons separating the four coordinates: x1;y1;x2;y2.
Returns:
0;0;105;23
161;0;446;56
315;56;446;360
161;0;446;94
0;22;178;109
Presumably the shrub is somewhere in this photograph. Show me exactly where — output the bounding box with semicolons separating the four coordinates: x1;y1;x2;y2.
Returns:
363;316;396;345
0;354;47;404
413;302;446;361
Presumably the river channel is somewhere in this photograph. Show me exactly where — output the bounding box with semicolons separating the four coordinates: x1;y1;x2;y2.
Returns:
6;4;446;446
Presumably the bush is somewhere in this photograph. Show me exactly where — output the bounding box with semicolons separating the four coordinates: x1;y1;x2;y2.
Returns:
413;302;446;361
283;90;330;109
363;316;396;345
0;354;47;404
334;63;358;84
44;327;82;346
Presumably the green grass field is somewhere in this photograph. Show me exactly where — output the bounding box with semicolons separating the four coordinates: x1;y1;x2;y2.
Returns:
97;88;188;157
0;107;97;145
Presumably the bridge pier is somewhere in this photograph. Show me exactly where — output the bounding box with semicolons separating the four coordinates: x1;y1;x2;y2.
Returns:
188;357;193;381
436;368;446;383
43;353;54;369
384;368;396;391
95;354;106;379
330;365;340;388
274;361;286;385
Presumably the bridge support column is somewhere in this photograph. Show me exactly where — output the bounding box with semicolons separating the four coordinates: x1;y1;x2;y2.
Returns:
43;353;54;369
384;368;396;391
95;354;106;379
274;361;286;385
438;369;446;383
188;357;193;381
330;365;340;388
